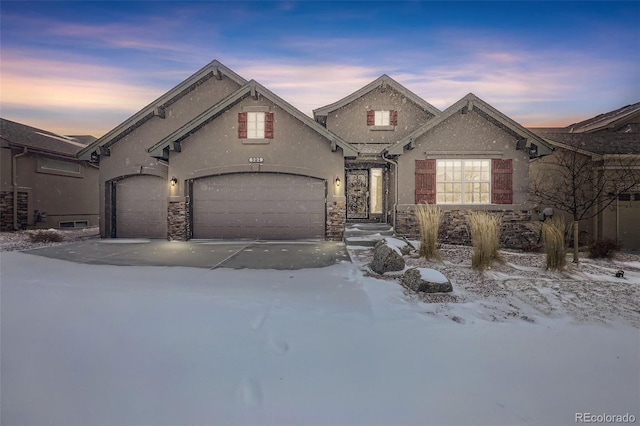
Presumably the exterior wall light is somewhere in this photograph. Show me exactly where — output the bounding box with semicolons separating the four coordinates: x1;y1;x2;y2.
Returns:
335;177;341;187
170;177;178;187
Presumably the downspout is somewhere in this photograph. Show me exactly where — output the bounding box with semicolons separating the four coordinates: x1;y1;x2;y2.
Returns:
382;152;399;231
12;147;27;230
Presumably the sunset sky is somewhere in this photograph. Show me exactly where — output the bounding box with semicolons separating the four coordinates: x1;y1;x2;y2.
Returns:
1;1;639;137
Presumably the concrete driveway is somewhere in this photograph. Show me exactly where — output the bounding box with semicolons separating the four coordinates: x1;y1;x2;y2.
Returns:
23;239;351;270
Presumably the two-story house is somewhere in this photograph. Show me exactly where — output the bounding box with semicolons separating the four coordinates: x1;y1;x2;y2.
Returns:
1;118;99;231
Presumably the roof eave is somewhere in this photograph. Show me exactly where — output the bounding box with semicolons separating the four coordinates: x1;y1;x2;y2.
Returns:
313;74;441;117
393;94;554;157
77;60;248;161
149;80;358;159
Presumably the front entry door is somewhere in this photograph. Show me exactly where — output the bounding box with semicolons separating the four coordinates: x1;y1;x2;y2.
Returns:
347;170;368;219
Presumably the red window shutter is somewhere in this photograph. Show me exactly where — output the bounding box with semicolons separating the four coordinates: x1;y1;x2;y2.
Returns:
367;110;375;126
415;159;436;204
390;110;398;126
265;112;274;139
238;112;247;139
492;159;513;204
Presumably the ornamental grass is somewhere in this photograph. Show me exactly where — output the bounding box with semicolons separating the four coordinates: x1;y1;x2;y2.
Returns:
541;216;567;271
467;211;501;270
415;204;442;260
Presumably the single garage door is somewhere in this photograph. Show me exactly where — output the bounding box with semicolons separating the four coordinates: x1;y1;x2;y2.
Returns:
116;175;165;238
193;173;325;239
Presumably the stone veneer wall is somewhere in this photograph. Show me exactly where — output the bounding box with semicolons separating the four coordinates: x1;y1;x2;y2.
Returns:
396;206;539;250
167;201;190;241
0;191;28;231
326;201;346;241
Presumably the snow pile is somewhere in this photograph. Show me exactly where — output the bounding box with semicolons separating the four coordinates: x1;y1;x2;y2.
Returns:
0;227;99;252
381;236;409;255
418;267;448;283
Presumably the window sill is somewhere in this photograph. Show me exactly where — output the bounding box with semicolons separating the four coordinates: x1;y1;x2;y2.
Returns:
241;139;270;145
36;168;84;178
369;125;395;131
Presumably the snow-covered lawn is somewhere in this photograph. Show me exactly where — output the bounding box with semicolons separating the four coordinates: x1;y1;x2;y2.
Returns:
1;238;639;425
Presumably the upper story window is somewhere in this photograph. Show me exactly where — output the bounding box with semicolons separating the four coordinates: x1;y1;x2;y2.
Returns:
375;110;390;126
37;157;83;178
238;111;274;139
367;110;398;129
248;112;265;139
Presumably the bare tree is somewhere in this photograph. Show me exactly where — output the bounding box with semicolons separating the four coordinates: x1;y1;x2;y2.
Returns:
530;134;640;262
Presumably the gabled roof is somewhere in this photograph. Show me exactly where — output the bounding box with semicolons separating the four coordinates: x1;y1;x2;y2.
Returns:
147;80;358;159
0;117;96;158
530;129;640;156
77;60;247;160
567;102;640;133
385;93;554;157
312;74;441;120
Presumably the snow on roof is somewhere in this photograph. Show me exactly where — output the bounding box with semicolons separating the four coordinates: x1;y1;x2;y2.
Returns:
33;131;88;148
0;118;93;157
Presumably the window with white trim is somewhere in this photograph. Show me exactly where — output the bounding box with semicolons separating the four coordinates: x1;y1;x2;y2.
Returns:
37;157;83;178
436;159;491;204
238;111;274;140
375;110;390;126
247;112;265;139
367;110;397;128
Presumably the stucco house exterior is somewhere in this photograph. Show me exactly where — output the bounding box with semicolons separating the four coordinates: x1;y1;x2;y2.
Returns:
79;60;554;246
0;118;99;231
530;102;640;249
78;60;356;240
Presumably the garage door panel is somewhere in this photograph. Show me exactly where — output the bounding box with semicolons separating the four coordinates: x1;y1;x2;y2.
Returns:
116;175;165;238
193;173;325;239
619;202;640;249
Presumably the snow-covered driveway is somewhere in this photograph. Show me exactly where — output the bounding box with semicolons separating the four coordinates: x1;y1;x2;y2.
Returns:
1;251;638;426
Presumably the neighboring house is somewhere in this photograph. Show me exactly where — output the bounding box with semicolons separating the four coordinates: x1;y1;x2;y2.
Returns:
530;102;640;249
0;118;99;231
79;60;554;246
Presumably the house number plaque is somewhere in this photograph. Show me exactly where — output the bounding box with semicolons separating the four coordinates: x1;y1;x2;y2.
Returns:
248;157;264;163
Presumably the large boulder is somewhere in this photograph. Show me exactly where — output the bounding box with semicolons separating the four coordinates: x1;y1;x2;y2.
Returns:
370;241;406;274
402;268;452;293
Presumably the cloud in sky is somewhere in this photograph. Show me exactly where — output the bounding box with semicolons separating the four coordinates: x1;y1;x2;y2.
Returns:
1;49;164;110
0;1;638;136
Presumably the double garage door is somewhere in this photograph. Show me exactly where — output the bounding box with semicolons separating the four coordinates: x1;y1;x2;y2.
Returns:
192;173;326;239
114;173;326;239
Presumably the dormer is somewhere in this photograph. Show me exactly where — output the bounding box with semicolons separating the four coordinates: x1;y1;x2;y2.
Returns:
313;75;440;145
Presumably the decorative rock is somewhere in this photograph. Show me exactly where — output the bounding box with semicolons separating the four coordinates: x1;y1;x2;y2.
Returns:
402;267;452;293
369;241;406;274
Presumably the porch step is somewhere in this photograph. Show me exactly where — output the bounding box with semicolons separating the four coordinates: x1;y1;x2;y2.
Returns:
344;223;395;247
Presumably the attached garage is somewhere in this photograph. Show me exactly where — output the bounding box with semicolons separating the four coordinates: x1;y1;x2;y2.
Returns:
192;173;326;239
115;175;165;238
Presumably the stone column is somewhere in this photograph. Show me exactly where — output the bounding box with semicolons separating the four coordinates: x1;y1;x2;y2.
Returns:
167;201;190;241
326;200;346;241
